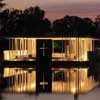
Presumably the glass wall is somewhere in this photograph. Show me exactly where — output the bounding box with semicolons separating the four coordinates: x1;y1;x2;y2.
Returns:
52;38;93;61
3;37;94;61
4;38;36;61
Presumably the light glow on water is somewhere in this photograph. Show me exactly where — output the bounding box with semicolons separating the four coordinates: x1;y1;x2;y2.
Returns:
71;87;77;94
3;68;98;94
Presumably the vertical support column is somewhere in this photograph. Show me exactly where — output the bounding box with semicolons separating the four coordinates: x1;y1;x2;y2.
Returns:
36;39;52;93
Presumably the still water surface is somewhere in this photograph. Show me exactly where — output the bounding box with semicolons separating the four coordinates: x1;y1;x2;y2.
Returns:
0;86;100;100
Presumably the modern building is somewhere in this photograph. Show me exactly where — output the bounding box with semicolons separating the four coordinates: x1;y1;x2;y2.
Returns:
0;36;100;94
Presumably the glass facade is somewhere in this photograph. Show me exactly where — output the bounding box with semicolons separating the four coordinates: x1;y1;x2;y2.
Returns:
4;38;36;61
4;37;94;61
52;38;93;61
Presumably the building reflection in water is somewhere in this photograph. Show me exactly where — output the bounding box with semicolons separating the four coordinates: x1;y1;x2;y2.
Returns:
3;68;98;94
52;68;98;94
3;68;36;92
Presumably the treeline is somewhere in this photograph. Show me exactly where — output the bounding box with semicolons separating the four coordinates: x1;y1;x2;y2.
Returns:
0;6;100;37
0;6;51;37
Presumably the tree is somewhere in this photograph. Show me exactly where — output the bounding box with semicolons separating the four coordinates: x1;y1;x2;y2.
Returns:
0;0;5;10
82;18;96;37
52;15;97;37
0;6;51;37
21;6;51;36
0;0;6;37
95;15;100;38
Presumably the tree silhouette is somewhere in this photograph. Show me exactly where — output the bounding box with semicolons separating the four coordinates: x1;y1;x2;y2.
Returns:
0;0;5;10
95;15;100;38
83;18;96;36
52;15;97;37
0;6;99;37
0;6;51;37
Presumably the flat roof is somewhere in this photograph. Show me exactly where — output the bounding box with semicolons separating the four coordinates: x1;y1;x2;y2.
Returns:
2;36;98;40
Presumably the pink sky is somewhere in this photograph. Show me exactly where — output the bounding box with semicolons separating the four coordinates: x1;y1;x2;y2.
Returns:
5;0;100;20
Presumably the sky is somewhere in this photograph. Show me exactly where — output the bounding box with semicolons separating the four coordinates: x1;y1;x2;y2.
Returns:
5;0;100;20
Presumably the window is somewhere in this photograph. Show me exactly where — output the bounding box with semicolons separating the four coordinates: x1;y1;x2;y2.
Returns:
53;40;65;53
52;71;64;81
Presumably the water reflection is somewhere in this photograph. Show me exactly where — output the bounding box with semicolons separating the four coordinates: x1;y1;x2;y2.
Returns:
52;68;98;94
3;68;36;92
1;68;99;94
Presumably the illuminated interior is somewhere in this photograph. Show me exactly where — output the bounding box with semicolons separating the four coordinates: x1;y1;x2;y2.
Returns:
4;37;95;61
52;38;93;61
4;38;36;61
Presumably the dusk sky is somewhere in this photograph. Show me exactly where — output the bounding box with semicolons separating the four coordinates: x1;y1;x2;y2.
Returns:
5;0;100;20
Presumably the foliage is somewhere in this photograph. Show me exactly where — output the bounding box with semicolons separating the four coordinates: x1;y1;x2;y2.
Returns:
0;0;5;10
0;6;51;37
52;15;97;37
0;6;100;37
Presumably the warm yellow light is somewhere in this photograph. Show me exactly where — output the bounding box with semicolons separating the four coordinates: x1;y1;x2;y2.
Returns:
84;52;87;61
23;86;26;91
18;51;20;57
16;87;21;92
30;83;36;88
3;51;9;60
81;82;84;87
71;87;77;94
